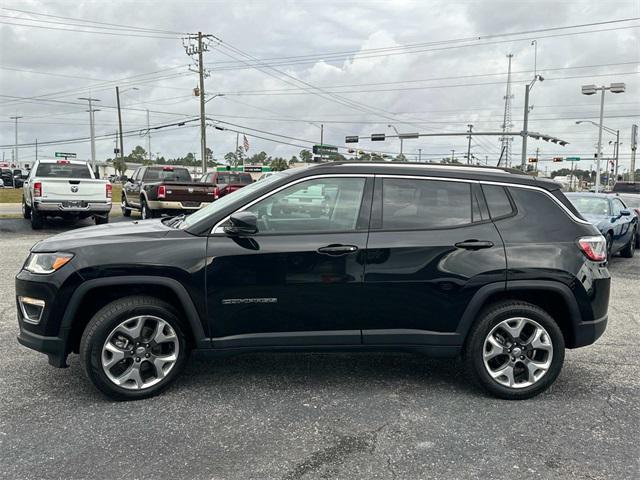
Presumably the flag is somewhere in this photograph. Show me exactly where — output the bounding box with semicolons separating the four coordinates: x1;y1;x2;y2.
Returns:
243;135;250;153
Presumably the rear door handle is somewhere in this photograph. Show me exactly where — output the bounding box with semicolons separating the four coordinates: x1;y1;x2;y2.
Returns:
454;240;494;250
317;244;359;256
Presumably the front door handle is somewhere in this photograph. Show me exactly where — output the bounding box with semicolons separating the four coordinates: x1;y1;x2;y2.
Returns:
317;244;358;256
454;240;494;250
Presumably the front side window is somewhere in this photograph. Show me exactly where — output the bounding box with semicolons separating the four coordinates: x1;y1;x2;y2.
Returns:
381;178;473;229
612;199;625;215
245;177;366;234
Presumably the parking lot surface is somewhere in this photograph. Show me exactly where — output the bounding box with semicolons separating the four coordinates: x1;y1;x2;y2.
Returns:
1;217;638;480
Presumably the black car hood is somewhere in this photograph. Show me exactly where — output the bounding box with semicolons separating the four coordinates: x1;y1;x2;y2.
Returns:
32;219;172;252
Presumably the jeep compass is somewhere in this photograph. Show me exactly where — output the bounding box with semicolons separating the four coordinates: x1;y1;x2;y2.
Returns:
16;162;610;400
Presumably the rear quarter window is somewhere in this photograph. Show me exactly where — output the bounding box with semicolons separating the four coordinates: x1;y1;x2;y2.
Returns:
481;185;514;219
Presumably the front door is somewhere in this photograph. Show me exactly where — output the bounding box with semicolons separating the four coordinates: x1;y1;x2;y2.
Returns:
361;176;506;345
206;175;373;348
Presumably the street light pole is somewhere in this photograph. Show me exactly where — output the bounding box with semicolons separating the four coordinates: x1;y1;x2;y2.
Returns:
115;87;124;160
466;124;473;165
9;116;22;167
388;124;403;157
520;75;543;171
418;148;422;162
78;97;100;172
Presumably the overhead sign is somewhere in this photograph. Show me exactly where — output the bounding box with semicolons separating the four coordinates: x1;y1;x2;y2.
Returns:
345;136;359;144
312;144;338;156
55;152;76;158
243;165;262;173
565;157;581;161
371;133;386;142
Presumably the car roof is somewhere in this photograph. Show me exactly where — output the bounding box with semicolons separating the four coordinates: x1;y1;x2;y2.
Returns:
301;161;562;190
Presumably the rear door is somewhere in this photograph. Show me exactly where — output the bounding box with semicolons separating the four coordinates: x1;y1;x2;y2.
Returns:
361;175;505;345
125;167;143;207
206;175;373;347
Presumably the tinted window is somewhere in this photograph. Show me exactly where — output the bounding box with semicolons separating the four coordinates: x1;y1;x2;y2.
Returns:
482;185;514;219
35;163;92;179
245;177;366;234
143;168;192;182
216;173;252;185
382;178;472;229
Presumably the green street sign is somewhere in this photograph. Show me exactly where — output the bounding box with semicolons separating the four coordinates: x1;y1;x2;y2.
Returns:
312;144;338;156
55;152;76;158
566;157;581;161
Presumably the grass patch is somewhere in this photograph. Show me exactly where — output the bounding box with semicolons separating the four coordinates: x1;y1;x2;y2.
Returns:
0;184;122;203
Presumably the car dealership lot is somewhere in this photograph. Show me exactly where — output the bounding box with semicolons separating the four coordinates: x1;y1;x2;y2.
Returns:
0;220;638;480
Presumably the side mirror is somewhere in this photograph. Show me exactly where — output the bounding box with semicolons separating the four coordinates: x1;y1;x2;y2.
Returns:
620;209;631;217
123;176;131;183
224;211;258;236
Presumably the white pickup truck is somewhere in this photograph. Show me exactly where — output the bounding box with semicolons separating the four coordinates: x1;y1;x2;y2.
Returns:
22;159;112;229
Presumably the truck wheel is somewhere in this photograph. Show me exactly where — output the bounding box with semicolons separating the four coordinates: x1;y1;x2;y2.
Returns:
80;295;189;401
30;207;44;230
95;214;109;225
121;197;132;217
620;228;636;258
464;301;564;400
141;200;155;220
22;196;31;219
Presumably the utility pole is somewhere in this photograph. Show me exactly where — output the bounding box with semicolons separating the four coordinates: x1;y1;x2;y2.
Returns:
500;54;514;168
320;124;324;145
466;124;473;165
35;138;38;163
614;129;619;181
197;32;207;174
418;148;422;162
9;116;22;167
451;149;455;163
115;87;125;161
631;124;638;183
146;109;152;162
78;97;100;171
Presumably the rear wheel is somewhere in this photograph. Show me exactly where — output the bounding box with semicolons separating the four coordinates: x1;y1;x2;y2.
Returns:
605;233;613;260
621;228;636;258
95;214;109;225
141;199;155;220
465;301;564;400
79;295;189;400
30;207;43;229
21;196;31;219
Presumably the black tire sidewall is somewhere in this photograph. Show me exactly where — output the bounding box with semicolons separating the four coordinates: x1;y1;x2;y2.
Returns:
30;207;43;229
80;296;189;401
466;301;565;400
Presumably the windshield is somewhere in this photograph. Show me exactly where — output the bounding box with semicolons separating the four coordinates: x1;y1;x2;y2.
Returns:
179;170;292;229
216;173;253;185
567;196;610;216
143;168;192;182
35;162;92;178
620;195;640;208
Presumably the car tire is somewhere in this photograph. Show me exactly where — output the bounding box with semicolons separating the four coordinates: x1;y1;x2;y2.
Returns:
95;214;109;225
141;199;155;220
79;295;189;401
464;300;565;400
620;228;636;258
605;233;613;260
121;196;132;217
22;196;31;219
30;207;44;230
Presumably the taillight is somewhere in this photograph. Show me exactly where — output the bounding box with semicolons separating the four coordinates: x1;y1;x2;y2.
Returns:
213;186;220;200
578;235;607;262
157;185;166;199
106;183;112;199
33;182;42;197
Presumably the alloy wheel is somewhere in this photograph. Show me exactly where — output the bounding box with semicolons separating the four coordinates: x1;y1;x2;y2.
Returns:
482;317;553;389
101;315;179;390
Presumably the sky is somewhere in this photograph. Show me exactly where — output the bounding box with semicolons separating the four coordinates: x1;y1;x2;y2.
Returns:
0;0;638;175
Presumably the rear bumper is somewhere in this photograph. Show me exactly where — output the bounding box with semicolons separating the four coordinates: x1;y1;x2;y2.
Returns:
147;200;210;210
571;314;608;348
35;200;111;213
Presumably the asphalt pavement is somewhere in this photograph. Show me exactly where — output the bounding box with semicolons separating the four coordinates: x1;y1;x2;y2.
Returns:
0;217;638;480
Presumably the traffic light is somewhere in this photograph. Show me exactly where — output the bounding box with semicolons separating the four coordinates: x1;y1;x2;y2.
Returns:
528;157;537;163
553;157;563;162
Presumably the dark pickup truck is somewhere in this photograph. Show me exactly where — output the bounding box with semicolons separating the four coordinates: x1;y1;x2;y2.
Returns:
200;171;253;200
121;166;216;219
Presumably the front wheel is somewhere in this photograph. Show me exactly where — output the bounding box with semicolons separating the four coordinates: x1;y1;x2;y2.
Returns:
80;296;189;400
121;196;132;217
464;301;565;400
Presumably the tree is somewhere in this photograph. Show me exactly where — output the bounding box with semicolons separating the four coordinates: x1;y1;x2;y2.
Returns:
299;149;312;163
126;145;147;164
270;158;289;171
289;155;299;165
224;151;237;165
393;153;407;162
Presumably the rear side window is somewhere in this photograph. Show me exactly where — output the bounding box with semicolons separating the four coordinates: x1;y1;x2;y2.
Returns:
35;163;92;179
381;178;472;229
482;185;514;219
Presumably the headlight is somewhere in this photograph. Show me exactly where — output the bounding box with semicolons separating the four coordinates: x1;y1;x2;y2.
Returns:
25;252;74;274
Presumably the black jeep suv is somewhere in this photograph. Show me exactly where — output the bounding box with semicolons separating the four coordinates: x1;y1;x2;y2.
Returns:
16;162;610;400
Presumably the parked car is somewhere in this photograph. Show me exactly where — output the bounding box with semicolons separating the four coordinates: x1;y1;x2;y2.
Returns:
21;159;112;229
200;171;253;199
617;193;640;247
16;162;611;400
612;181;640;194
566;192;637;259
1;168;14;187
12;169;28;188
122;166;216;219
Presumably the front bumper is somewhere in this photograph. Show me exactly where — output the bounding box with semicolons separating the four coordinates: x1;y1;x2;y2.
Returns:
146;200;210;210
17;329;68;367
35;200;111;213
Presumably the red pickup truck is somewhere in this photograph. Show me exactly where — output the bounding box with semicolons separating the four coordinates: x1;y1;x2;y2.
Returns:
199;171;253;200
122;166;216;219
